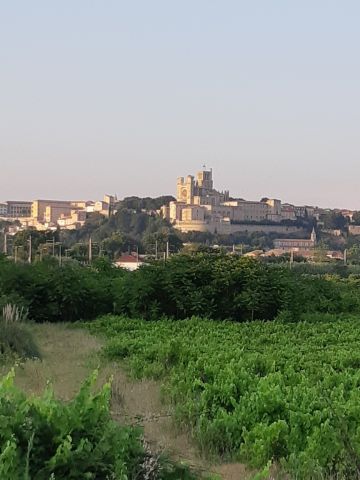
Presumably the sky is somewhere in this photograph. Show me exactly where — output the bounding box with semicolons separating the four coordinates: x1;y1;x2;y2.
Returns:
0;1;359;209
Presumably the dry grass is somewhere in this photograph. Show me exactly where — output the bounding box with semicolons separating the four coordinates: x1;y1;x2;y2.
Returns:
1;323;102;399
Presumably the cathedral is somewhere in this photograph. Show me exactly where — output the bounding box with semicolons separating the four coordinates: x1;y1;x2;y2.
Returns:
176;169;229;206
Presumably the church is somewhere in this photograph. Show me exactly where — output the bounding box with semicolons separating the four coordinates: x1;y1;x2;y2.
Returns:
273;228;317;252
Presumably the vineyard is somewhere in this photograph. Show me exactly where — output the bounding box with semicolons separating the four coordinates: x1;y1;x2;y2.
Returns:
88;314;360;479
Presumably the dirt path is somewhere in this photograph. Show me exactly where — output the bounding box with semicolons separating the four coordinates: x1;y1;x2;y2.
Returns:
2;323;254;480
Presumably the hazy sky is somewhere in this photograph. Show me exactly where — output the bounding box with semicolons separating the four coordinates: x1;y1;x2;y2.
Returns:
1;1;359;208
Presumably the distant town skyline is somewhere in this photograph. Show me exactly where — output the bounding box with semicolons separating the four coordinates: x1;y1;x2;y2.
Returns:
1;1;359;209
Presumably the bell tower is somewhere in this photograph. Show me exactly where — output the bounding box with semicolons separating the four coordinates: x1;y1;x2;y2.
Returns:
176;175;194;204
196;168;213;191
310;227;317;244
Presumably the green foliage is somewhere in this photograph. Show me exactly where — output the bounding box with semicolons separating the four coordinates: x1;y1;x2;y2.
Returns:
0;370;201;479
0;370;145;479
113;254;295;321
59;201;182;259
3;252;360;323
0;257;125;322
320;212;348;230
351;212;360;225
118;195;175;212
111;253;360;321
88;315;360;479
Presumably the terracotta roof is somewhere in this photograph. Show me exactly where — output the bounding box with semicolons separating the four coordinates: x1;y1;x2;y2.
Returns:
116;255;142;263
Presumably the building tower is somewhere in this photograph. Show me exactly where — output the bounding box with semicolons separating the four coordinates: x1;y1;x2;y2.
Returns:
176;175;194;204
310;227;317;244
196;168;213;191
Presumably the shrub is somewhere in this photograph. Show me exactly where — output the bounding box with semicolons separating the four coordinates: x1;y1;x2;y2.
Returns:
0;370;144;479
0;304;40;359
0;370;201;480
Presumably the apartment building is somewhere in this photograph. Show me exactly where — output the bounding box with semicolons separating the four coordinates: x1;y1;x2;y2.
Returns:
0;203;7;216
6;201;32;217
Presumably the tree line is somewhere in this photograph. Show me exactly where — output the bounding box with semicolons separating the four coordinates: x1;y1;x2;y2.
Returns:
1;252;360;323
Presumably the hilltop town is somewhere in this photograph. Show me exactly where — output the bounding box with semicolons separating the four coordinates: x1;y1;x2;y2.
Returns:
0;195;116;231
161;168;317;232
2;168;360;261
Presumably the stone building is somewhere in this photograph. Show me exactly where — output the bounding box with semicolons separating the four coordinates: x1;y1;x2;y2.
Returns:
273;228;317;252
32;200;73;223
176;170;229;206
163;168;301;234
5;201;32;217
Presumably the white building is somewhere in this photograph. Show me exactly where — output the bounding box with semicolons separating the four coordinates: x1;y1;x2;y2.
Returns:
114;254;144;271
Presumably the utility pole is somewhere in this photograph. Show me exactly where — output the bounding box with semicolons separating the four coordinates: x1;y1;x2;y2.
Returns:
344;248;347;266
52;236;55;256
59;244;62;266
166;241;169;260
89;237;92;264
290;249;294;269
3;232;7;255
28;235;32;264
14;246;18;263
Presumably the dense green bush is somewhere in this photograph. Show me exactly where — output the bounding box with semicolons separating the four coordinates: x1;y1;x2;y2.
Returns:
0;257;125;322
112;254;360;321
2;253;360;323
0;369;200;480
0;370;144;479
113;254;296;321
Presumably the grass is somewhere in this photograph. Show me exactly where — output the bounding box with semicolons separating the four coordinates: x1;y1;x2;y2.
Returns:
0;304;40;360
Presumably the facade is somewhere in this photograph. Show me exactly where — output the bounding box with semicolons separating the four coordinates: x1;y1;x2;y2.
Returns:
94;201;110;216
280;204;297;221
30;196;114;228
176;170;229;206
32;200;73;223
163;169;310;234
349;225;360;236
104;194;116;208
1;194;114;231
273;228;317;252
57;210;87;230
0;203;7;216
44;205;73;223
6;201;32;217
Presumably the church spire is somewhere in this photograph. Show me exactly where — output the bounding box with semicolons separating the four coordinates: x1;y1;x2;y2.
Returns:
310;227;317;244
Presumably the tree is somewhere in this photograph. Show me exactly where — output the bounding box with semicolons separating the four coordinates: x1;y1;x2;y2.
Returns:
347;244;360;264
352;212;360;226
313;241;329;263
321;212;348;230
101;232;126;259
